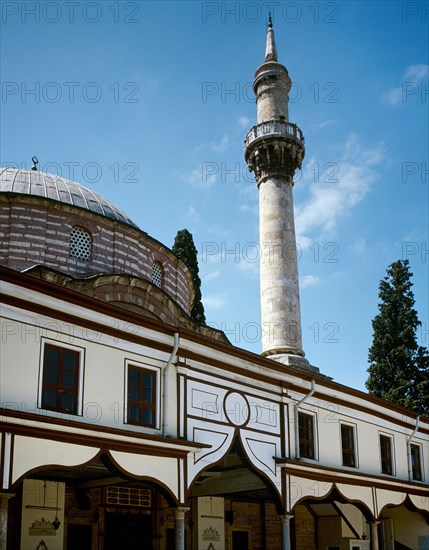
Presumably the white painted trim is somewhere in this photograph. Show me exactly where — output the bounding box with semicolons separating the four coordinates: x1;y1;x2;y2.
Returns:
3;414;201;452
378;431;396;477
339;421;359;469
297;407;319;462
2;432;12;490
410;441;425;482
124;359;161;430
38;337;85;416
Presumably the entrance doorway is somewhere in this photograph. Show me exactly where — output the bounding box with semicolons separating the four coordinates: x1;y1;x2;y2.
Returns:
105;512;152;550
231;528;251;550
67;524;92;550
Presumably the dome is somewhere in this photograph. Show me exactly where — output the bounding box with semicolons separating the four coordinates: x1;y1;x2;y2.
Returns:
0;167;138;229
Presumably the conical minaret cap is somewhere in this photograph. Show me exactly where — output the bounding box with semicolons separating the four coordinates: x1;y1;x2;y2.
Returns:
253;15;289;95
265;14;278;62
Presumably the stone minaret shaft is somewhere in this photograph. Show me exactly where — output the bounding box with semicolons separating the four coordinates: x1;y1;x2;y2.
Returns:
245;18;306;366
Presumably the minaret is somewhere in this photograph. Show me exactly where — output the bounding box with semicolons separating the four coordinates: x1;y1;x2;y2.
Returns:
245;17;309;369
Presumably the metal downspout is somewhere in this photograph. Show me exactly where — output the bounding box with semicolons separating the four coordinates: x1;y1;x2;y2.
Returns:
162;332;179;436
294;379;315;459
407;415;420;480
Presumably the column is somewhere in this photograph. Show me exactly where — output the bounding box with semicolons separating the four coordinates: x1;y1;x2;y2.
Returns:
369;520;381;550
280;514;294;550
0;494;13;550
174;507;189;550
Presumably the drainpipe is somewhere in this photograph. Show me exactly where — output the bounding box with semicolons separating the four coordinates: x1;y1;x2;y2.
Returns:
294;379;315;460
407;415;420;481
162;332;179;436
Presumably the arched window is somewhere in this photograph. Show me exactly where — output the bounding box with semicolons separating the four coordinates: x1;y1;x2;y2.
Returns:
151;261;163;289
69;227;92;261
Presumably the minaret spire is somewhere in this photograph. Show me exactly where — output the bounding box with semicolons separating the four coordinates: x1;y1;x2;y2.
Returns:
265;13;278;62
245;23;315;371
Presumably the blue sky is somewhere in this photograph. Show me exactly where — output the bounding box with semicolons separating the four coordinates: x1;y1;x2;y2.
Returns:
1;1;428;391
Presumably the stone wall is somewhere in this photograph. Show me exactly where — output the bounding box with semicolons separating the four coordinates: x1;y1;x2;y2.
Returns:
224;498;282;550
0;195;193;315
294;504;317;550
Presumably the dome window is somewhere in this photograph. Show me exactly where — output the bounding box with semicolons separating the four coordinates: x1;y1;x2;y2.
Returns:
69;227;92;261
151;262;163;289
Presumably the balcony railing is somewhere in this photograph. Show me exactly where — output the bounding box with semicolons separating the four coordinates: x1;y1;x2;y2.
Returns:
245;120;304;149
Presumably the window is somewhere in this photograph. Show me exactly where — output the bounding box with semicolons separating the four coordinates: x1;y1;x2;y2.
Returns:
70;226;92;261
151;261;163;288
126;365;157;428
411;444;423;481
298;412;315;459
380;434;394;475
40;342;83;415
341;424;356;468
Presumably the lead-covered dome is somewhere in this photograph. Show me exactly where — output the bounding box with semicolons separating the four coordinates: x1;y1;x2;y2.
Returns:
0;167;138;229
0;167;196;320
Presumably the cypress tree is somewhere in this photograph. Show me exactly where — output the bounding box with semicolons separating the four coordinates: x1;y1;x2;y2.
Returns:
366;259;429;414
172;229;206;326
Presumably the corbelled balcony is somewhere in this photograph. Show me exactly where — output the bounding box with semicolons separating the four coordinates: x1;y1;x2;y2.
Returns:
244;119;305;182
244;120;304;149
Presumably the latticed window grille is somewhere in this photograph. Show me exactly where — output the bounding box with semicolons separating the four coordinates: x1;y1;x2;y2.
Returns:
152;262;163;288
69;227;92;261
106;486;151;508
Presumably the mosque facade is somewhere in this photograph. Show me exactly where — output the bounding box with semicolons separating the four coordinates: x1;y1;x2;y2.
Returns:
0;21;428;550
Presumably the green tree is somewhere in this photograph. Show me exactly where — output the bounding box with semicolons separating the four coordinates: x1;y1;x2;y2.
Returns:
172;229;206;326
366;259;429;415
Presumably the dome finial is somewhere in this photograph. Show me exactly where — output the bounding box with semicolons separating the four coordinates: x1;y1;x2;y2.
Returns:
31;156;39;171
265;13;278;62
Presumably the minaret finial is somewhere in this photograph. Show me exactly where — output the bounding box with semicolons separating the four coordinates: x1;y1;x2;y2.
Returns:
265;13;277;62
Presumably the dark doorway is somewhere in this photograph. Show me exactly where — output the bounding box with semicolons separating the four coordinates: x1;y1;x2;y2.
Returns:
67;524;92;550
232;530;249;550
166;528;175;550
105;512;152;550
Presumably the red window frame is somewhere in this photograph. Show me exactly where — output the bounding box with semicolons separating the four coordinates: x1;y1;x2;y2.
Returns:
127;365;157;428
411;444;422;481
299;412;315;459
341;424;356;467
380;434;393;475
41;344;80;415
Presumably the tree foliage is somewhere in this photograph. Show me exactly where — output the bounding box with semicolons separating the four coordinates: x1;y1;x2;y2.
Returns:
366;259;429;415
172;229;206;326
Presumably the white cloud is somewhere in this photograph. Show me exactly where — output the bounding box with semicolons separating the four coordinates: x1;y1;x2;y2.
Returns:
238;202;258;217
207;227;234;237
351;238;366;255
238;115;252;128
300;275;321;288
211;134;229;152
296;235;313;251
181;166;217;189
195;134;229;153
204;294;227;309
384;64;428;105
203;269;220;282
384;87;403;106
404;64;429;80
295;134;384;241
187;205;200;222
316;119;338;129
236;256;260;278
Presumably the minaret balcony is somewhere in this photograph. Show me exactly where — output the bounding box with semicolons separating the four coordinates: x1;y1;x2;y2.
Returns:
244;119;305;182
244;119;304;150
